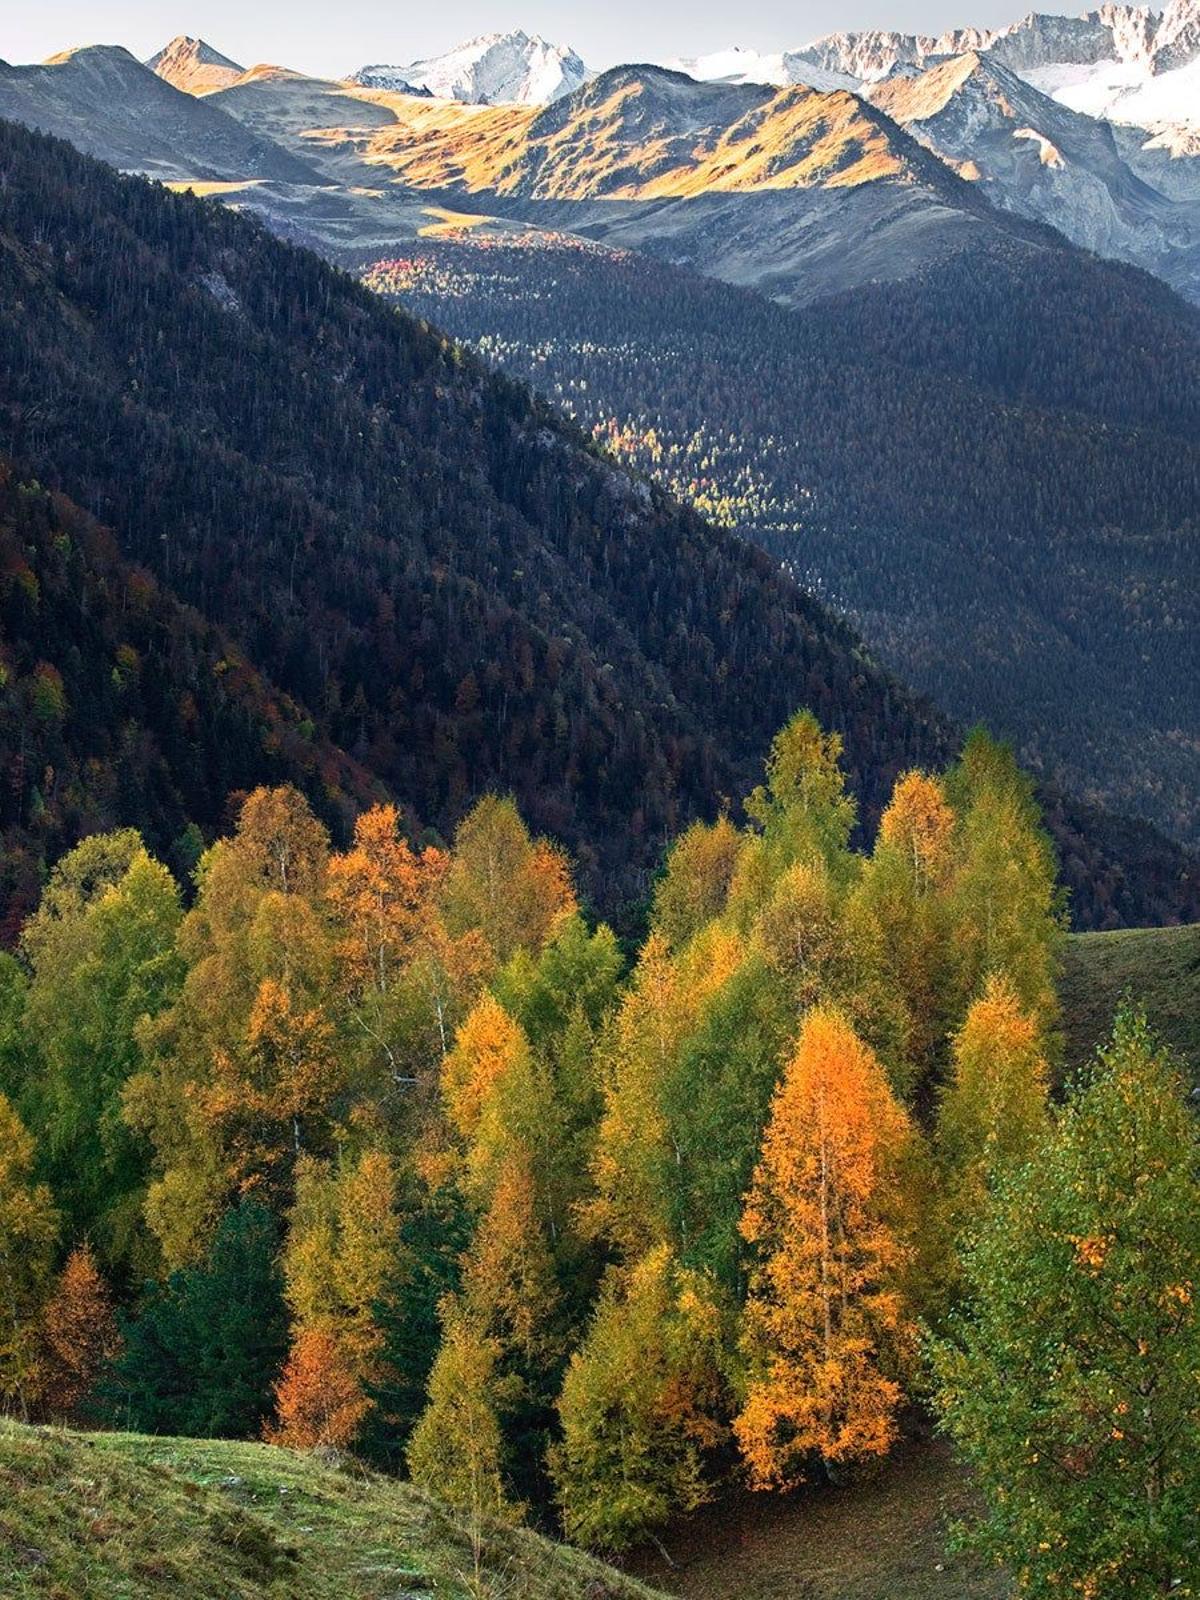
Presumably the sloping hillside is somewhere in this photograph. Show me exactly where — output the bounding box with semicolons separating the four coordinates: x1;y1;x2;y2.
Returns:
211;63;1053;303
0;1422;664;1600
0;45;317;184
0;115;954;925
368;226;1200;868
1062;923;1200;1074
630;1440;1004;1600
0;117;1196;931
0;463;376;941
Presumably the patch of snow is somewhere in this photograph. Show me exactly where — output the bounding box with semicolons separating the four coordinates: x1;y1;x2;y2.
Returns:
1013;125;1067;165
661;46;856;91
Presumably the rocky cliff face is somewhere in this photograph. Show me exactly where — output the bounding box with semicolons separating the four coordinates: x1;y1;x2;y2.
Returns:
871;50;1200;299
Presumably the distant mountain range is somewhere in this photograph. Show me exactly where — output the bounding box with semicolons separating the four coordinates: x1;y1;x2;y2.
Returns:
2;17;1198;297
0;43;316;184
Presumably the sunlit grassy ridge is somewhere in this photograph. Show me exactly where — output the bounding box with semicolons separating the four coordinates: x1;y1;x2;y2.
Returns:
349;72;920;201
0;1423;667;1600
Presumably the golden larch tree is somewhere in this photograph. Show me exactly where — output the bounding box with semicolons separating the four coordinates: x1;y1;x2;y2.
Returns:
441;993;530;1147
735;1007;915;1490
937;973;1050;1236
586;927;742;1260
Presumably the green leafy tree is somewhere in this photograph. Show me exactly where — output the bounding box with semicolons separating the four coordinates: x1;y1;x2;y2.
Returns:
407;1307;521;1524
124;789;334;1268
937;974;1050;1249
368;1177;471;1464
945;730;1064;1040
552;1245;725;1551
652;816;741;949
929;1010;1200;1597
0;1093;58;1414
20;834;183;1275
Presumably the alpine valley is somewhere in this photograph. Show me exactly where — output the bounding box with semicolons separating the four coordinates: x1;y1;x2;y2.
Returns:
0;13;1199;924
3;8;1200;1600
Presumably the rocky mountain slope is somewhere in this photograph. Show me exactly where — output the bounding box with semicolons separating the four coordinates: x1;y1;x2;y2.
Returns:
146;35;244;95
870;49;1200;298
0;44;317;183
305;64;1057;304
9;22;1200;306
350;29;588;105
685;5;1200;131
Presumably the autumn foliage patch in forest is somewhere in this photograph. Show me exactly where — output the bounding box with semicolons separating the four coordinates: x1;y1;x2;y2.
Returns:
0;711;1196;1595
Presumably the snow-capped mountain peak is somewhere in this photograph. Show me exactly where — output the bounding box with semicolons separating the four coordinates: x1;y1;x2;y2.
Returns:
348;29;588;105
660;44;857;91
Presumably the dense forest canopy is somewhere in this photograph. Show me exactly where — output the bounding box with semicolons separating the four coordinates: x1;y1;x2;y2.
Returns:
366;231;1200;854
0;118;1195;934
2;712;1197;1596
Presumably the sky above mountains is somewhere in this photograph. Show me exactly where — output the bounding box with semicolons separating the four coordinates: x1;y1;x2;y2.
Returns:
4;0;1078;77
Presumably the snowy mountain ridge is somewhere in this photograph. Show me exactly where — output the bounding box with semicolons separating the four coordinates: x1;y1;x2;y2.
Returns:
677;5;1200;127
348;29;588;104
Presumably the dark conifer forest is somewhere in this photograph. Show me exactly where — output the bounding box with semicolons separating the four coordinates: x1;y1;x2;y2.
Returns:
365;233;1200;852
0;121;1195;934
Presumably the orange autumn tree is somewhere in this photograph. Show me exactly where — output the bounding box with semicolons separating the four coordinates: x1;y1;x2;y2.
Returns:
325;804;470;1080
267;1326;370;1450
326;804;448;996
735;1007;915;1490
38;1244;121;1420
442;993;530;1147
878;771;956;897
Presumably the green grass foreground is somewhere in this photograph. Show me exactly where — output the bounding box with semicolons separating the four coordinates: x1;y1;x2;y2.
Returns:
0;1422;666;1600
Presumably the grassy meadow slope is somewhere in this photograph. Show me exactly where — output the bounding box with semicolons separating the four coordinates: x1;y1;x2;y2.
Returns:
1062;923;1200;1075
0;1422;666;1600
